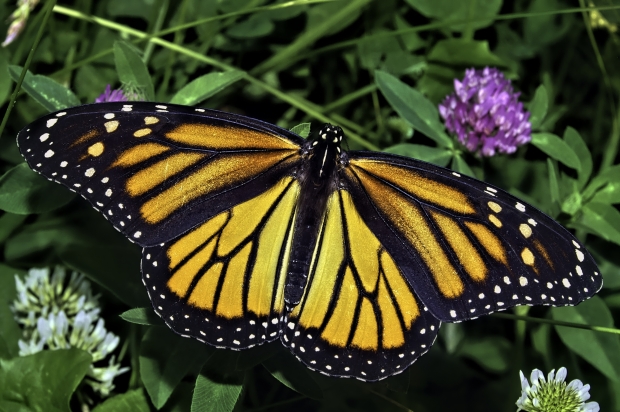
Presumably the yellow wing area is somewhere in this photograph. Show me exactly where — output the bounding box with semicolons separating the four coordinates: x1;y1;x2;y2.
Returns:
163;176;299;322
347;159;510;300
289;189;420;351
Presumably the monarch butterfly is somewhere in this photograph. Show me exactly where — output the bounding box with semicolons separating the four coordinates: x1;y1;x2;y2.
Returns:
17;102;602;381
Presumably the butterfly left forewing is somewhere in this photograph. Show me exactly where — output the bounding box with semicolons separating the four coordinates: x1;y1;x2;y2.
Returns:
282;189;440;381
143;176;300;348
344;153;602;322
17;102;303;246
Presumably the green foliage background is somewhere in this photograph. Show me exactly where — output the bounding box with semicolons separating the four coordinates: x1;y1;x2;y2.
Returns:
0;0;619;410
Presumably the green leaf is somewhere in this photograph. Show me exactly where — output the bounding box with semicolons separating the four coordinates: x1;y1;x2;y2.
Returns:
375;70;452;147
563;127;592;189
290;123;311;139
59;243;148;308
547;158;560;205
8;66;81;111
583;164;620;200
170;71;244;106
191;369;243;412
451;154;474;177
0;213;27;243
405;0;502;31
426;39;506;67
553;296;620;382
580;202;620;246
226;15;274;39
590;181;620;205
383;144;452;167
0;264;24;360
92;389;150;412
0;348;91;412
141;327;214;409
531;133;581;171
457;337;511;373
114;41;154;100
528;85;548;130
263;354;323;400
0;163;75;214
120;307;163;326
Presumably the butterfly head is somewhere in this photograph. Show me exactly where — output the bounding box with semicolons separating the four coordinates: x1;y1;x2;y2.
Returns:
304;124;345;179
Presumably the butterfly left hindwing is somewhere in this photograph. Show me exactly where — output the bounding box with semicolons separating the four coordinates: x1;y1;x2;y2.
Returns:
142;176;300;349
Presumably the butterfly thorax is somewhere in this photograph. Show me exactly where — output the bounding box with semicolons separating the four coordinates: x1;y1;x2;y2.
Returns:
285;125;344;306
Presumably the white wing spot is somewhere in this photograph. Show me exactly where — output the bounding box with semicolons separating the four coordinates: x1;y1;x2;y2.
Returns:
134;231;142;238
503;276;511;285
479;293;485;299
519;276;528;286
40;133;49;142
547;282;553;289
572;240;580;248
85;168;95;177
452;172;461;177
46;119;58;127
60;161;68;167
515;202;526;212
562;278;571;288
104;113;115;119
105;188;112;197
44;150;54;158
56;112;67;117
575;250;585;262
450;310;457;318
101;177;109;183
420;328;426;334
494;285;501;294
576;266;583;276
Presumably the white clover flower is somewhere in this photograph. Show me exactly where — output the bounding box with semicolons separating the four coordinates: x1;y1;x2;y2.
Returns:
13;267;99;331
516;367;599;412
12;267;128;397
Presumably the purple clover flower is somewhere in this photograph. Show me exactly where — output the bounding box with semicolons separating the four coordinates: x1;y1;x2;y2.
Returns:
95;85;128;103
439;67;531;157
